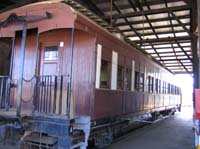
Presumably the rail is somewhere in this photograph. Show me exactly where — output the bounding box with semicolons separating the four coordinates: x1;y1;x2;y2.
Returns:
33;75;70;116
0;76;11;110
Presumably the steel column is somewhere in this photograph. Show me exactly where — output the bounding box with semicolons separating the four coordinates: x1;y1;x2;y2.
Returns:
32;31;39;113
16;21;27;117
195;0;200;148
9;37;15;79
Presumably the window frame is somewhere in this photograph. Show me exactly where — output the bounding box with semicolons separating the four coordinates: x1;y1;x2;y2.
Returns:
100;59;110;89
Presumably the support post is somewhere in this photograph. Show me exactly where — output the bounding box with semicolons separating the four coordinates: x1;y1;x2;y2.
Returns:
16;21;27;117
9;37;15;79
66;28;75;117
32;31;39;113
195;0;200;148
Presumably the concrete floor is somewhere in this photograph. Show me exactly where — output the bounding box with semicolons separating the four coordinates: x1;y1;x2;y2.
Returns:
105;107;194;149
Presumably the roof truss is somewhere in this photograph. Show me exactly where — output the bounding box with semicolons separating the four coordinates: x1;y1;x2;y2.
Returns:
75;0;195;74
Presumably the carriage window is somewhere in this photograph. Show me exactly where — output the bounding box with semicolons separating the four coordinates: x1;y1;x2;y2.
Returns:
135;71;140;91
165;82;167;94
171;85;173;94
126;68;131;91
172;85;175;94
174;86;177;95
155;78;158;93
162;81;164;94
117;65;124;90
151;77;154;93
147;76;151;92
100;60;109;88
139;73;144;92
44;46;58;60
167;83;170;94
158;80;161;93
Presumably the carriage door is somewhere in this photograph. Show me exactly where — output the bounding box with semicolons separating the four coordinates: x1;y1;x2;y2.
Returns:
40;43;60;76
38;42;60;113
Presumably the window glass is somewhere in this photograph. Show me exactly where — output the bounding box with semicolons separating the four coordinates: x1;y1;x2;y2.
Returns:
155;78;158;93
167;83;170;94
126;68;131;91
117;65;124;90
151;77;154;93
44;46;58;60
171;85;173;94
139;73;144;92
147;76;151;92
162;81;164;94
164;81;166;94
135;71;140;91
100;60;109;88
158;80;161;93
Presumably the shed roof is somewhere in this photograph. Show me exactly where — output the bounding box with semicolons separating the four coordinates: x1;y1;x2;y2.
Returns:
72;0;197;74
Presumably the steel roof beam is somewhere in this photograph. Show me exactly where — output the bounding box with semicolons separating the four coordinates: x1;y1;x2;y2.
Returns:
169;11;193;37
97;0;185;11
173;71;192;74
163;0;192;71
164;61;191;63
112;1;142;40
74;0;105;17
121;23;190;32
160;58;190;61
153;54;191;58
146;51;191;55
190;0;198;81
114;15;190;27
135;0;158;39
175;41;193;61
126;30;189;38
135;0;164;61
143;46;191;50
134;36;191;43
104;5;191;19
167;64;192;67
140;40;191;45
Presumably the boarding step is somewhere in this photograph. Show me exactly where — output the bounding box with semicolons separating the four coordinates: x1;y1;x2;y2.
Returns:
71;142;85;149
23;135;58;149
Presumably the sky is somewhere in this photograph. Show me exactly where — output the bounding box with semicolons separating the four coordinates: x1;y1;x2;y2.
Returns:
175;74;193;106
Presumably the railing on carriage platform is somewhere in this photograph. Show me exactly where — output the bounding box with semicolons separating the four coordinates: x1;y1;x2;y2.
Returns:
0;76;11;110
33;75;70;117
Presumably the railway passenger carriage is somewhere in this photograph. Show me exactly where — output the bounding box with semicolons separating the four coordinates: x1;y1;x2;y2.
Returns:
0;1;181;148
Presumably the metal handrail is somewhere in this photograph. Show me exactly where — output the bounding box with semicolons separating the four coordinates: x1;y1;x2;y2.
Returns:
33;75;70;116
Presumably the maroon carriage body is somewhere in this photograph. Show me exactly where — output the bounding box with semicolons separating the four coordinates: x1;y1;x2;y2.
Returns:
0;1;181;121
